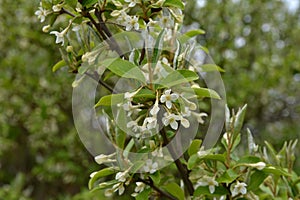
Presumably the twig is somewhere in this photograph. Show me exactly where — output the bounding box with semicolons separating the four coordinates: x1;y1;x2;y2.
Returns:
84;71;114;93
137;178;177;200
161;128;195;195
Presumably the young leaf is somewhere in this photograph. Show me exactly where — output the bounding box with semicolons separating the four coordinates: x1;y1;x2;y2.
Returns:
248;170;268;191
217;169;239;184
199;64;225;72
95;93;124;107
81;0;98;7
233;104;247;136
152;29;165;64
52;60;67;72
237;156;262;164
65;0;77;8
163;0;185;9
188;139;202;156
162;182;185;200
88;168;116;189
149;171;160;185
135;188;151;200
104;58;146;84
157;69;199;88
262;166;291;177
179;29;205;43
188;154;199;170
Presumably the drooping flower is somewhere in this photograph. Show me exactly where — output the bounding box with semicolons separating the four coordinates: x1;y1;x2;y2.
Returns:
231;181;247;197
160;89;179;109
247;162;266;170
35;4;49;22
125;15;139;31
143;159;158;174
112;182;125;195
196;175;219;194
94;153;116;165
115;171;130;183
127;120;140;132
150;98;160;116
50;29;68;46
143;117;158;130
162;112;181;130
131;182;146;197
52;4;62;12
180;116;190;128
192;112;208;124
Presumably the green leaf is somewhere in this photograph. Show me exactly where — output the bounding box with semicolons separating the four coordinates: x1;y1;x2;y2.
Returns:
123;138;135;158
133;89;156;103
188;139;202;156
88;168;116;189
188;154;199;170
81;0;98;7
131;161;145;174
135;188;151;200
262;166;291;177
217;169;239;184
149;171;160;184
194;185;228;196
152;29;165;64
157;69;199;88
179;29;205;43
248;170;268;191
162;182;185;200
95;93;124;107
116;129;126;149
193;87;221;99
237;156;262;164
65;0;77;8
163;0;185;10
52;60;66;72
199;64;225;72
233;104;247;136
104;58;146;84
201;154;226;163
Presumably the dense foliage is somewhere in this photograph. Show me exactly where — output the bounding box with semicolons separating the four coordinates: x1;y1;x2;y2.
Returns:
0;0;299;199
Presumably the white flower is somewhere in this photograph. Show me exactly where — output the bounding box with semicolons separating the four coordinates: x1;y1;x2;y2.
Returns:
143;117;158;130
231;181;247;197
115;10;129;22
35;5;49;23
196;175;219;194
104;188;114;197
223;132;230;145
180;116;190;128
125;0;140;7
50;29;67;46
160;15;173;28
147;18;157;27
72;25;81;32
113;182;125;195
160;89;179;109
181;107;191;117
134;182;145;193
94;153;116;164
122;101;142;117
143;159;158;174
150;99;160;115
116;171;129;182
162;113;181;130
247;162;266;170
125;15;139;31
152;147;163;157
52;4;62;12
192;112;208;124
197;146;210;157
127;120;139;132
42;25;50;33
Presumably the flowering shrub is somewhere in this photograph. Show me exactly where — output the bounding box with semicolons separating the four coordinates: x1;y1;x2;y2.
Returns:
36;0;299;199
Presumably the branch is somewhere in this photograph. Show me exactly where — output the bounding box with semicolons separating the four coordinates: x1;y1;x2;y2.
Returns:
84;71;114;93
137;178;177;200
161;128;195;195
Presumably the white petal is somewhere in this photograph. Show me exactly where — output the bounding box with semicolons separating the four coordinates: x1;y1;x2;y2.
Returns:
166;101;172;109
181;118;190;128
209;185;215;194
160;95;166;103
170;121;178;130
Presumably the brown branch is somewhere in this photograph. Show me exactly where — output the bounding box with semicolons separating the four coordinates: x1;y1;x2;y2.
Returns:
161;128;195;195
137;178;177;200
84;71;114;93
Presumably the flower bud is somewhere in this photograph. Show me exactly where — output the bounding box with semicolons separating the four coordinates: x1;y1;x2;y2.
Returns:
42;25;50;33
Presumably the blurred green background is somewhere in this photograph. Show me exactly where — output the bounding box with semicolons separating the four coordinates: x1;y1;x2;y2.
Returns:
0;0;299;199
